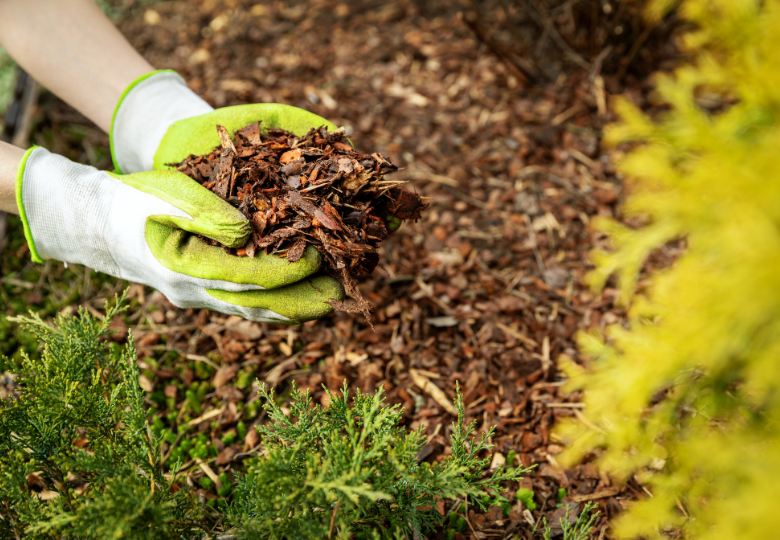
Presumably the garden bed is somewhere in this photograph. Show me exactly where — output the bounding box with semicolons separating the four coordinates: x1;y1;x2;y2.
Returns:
0;0;683;537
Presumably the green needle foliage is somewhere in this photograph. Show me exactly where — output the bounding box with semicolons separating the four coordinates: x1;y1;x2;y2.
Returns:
0;295;525;539
0;293;205;539
557;0;780;539
226;382;527;539
541;502;600;540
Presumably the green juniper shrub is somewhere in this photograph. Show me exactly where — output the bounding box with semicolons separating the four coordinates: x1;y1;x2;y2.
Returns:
0;293;206;539
0;294;531;539
0;215;121;364
225;381;529;539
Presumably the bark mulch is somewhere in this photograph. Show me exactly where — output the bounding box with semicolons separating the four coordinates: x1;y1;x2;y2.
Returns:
173;123;427;320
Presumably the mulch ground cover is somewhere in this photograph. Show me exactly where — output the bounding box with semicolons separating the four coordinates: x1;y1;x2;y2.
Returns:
0;1;684;538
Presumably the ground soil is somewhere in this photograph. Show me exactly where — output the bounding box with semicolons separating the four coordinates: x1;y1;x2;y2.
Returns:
1;1;686;538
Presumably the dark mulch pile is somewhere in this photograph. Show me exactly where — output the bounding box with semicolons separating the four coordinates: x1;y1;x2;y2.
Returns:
174;123;427;319
1;1;684;538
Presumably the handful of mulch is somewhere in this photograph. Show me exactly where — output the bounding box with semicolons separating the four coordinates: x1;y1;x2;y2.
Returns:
172;123;429;321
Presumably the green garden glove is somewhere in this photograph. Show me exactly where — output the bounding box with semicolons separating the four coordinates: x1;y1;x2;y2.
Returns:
16;147;342;324
108;70;346;322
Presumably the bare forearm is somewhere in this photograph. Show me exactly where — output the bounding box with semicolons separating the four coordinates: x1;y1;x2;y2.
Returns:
0;141;25;214
0;0;154;133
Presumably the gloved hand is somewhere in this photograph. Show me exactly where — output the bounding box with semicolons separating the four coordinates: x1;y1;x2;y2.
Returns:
108;70;348;319
15;147;343;324
110;71;338;173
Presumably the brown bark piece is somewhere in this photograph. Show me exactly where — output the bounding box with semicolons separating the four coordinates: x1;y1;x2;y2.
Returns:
237;121;261;145
213;152;233;199
280;149;302;163
391;189;427;220
216;124;236;154
213;364;239;389
287;238;307;262
288;191;343;232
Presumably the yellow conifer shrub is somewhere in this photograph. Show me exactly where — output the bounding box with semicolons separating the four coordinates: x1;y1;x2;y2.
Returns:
556;1;780;538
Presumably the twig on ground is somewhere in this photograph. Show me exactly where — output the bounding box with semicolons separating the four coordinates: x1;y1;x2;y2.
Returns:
459;10;538;84
527;0;591;70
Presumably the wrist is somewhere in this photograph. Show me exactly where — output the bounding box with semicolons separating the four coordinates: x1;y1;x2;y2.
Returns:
110;70;213;174
0;141;26;215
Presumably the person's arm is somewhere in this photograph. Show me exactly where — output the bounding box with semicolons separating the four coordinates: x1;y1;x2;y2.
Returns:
0;141;25;213
0;0;156;212
0;0;154;133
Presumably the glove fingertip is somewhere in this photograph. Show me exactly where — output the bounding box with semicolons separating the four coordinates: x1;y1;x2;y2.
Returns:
206;275;345;323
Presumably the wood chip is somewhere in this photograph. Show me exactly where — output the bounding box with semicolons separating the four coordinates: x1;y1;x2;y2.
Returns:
196;458;222;491
112;1;658;529
213;364;239;389
571;487;621;503
496;322;539;348
138;374;154;392
216;124;236;154
265;353;301;386
184;406;225;427
409;369;457;415
544;402;586;408
35;490;60;501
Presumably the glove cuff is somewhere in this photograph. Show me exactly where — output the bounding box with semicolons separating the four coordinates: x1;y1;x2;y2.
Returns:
17;147;120;275
110;70;213;174
15;146;42;263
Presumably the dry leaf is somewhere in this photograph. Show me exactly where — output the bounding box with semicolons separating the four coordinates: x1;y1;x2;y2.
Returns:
138;375;154;393
213;365;239;389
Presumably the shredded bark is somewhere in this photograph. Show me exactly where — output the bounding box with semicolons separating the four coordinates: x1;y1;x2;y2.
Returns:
172;123;429;321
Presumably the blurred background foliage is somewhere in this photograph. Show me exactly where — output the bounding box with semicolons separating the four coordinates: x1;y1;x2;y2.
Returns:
0;48;13;122
558;0;780;538
460;0;680;88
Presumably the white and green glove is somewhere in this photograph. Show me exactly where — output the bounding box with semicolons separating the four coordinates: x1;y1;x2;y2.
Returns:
15;71;346;324
111;70;336;173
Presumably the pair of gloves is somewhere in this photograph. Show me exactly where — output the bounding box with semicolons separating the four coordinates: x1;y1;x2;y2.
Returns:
17;70;344;324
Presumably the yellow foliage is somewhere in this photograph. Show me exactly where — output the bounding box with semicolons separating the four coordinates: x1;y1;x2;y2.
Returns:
557;1;780;538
